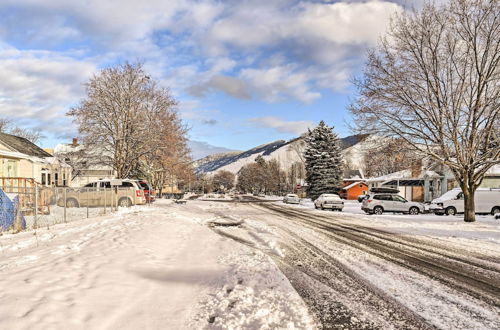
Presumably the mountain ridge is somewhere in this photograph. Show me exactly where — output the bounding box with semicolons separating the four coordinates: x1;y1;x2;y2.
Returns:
195;134;370;174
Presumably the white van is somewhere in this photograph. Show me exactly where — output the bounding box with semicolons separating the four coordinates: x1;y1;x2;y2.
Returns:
430;188;500;216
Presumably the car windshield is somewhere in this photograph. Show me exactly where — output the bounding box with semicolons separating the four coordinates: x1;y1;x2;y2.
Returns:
138;181;150;189
287;194;298;198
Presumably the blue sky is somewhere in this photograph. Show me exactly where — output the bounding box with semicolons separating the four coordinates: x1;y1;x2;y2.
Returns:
0;0;428;157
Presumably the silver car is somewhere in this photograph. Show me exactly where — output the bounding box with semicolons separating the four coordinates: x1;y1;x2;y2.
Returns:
283;194;300;204
362;193;423;215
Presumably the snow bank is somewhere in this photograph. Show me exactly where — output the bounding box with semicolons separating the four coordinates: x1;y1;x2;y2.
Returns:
191;250;315;329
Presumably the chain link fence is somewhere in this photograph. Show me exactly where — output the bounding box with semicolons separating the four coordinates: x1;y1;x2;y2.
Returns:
0;186;150;233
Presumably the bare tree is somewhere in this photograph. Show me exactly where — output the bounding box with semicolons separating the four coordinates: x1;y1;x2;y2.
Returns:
68;62;180;178
0;118;44;144
364;138;423;178
350;0;500;222
212;170;235;192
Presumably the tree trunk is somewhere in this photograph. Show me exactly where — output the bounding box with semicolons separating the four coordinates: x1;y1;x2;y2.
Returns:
462;183;476;223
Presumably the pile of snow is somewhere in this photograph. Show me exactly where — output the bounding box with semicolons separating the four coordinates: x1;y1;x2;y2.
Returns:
190;250;315;329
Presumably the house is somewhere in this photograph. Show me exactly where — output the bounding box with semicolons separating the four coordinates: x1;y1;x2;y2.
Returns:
340;180;368;200
0;132;71;187
482;165;500;188
54;138;115;187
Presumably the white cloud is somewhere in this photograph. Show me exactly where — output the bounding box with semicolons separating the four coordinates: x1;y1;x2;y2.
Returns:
250;116;314;135
0;0;408;138
241;65;321;103
188;75;251;99
0;45;96;129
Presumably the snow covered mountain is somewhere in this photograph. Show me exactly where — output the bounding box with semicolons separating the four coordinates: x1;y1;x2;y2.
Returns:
195;134;371;175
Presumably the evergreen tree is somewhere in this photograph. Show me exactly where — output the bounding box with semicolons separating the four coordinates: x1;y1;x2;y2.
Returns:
304;121;343;200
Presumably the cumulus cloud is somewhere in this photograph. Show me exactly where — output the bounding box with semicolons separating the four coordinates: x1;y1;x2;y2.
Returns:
188;75;251;99
0;45;96;127
0;0;408;142
250;116;314;135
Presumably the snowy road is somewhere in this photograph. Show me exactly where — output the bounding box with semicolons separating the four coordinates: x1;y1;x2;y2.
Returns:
205;199;500;330
1;198;499;330
0;202;313;330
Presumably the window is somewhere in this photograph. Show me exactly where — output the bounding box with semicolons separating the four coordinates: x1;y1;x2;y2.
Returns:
374;195;390;200
2;159;18;177
41;173;46;185
392;195;407;202
55;173;59;185
47;174;51;186
120;182;134;187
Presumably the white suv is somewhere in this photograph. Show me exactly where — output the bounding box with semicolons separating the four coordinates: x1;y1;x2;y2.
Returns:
362;193;423;215
314;194;344;211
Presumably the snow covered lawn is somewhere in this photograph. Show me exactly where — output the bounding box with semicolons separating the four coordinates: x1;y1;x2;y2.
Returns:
0;200;313;330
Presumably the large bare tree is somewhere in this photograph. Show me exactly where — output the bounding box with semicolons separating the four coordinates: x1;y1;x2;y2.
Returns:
68;63;183;179
350;0;500;222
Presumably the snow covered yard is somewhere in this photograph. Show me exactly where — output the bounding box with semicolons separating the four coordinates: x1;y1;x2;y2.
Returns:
0;200;313;330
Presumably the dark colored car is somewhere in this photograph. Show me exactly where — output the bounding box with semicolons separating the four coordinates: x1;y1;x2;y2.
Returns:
137;180;155;203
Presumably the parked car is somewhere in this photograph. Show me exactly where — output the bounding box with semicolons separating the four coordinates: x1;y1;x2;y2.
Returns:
314;194;344;211
137;180;155;203
57;179;146;208
429;188;500;216
283;194;300;204
362;193;423;215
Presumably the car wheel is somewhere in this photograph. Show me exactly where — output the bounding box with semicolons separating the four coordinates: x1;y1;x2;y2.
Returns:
314;204;318;209
118;197;132;208
409;207;419;215
66;198;79;208
321;204;324;210
373;206;383;215
445;206;457;216
491;207;500;216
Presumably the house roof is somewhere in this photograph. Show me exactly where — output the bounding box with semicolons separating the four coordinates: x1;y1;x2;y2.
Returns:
0;132;52;158
342;181;368;190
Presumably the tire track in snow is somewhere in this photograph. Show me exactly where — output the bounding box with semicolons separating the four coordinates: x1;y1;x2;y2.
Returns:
258;203;500;308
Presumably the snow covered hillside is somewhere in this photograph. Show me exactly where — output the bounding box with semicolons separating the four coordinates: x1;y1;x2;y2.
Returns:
196;134;371;175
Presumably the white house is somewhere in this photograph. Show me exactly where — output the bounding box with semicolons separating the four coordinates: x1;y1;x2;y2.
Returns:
0;132;71;187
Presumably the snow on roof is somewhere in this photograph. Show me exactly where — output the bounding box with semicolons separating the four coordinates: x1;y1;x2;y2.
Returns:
54;143;84;154
342;181;367;190
366;169;413;182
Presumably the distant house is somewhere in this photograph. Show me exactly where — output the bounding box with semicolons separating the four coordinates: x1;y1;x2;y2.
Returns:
340;180;368;200
0;132;71;187
54;138;115;187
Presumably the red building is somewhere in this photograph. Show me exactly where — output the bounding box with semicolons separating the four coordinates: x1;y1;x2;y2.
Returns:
340;180;369;200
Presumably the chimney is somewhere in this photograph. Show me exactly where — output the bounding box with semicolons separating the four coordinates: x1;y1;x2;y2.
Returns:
72;138;79;146
411;159;423;177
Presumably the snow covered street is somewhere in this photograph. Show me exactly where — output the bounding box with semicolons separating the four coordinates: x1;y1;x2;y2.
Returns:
0;200;313;330
1;197;499;329
203;197;500;329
